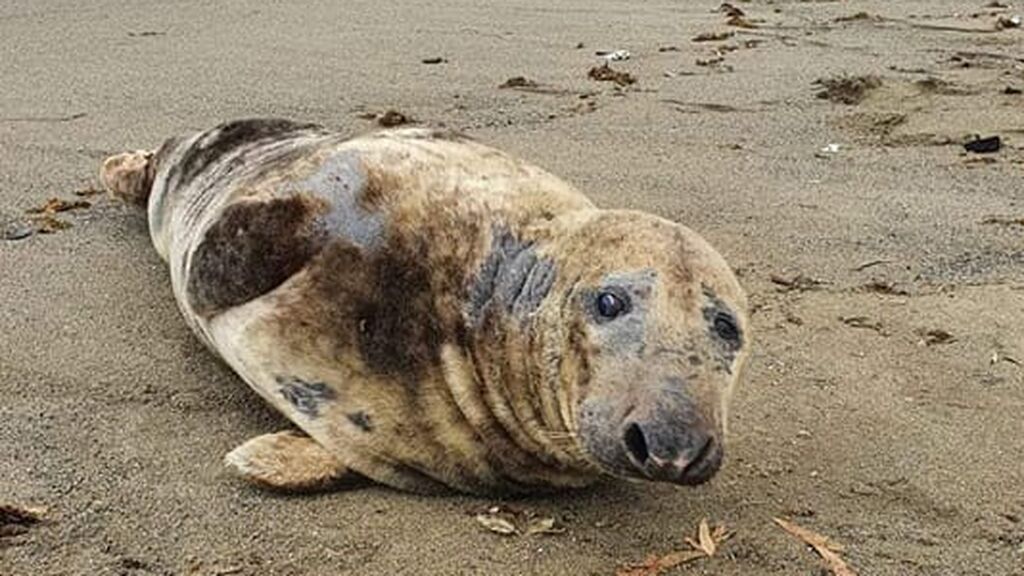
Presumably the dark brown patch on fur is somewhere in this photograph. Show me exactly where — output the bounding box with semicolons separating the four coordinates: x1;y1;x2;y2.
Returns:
354;237;445;380
293;206;480;385
174;118;324;188
358;169;392;210
187;195;328;316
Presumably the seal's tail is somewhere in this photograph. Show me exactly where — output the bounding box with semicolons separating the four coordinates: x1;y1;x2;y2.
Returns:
100;150;155;208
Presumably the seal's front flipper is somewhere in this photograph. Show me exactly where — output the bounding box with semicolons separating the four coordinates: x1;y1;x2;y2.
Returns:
224;430;366;492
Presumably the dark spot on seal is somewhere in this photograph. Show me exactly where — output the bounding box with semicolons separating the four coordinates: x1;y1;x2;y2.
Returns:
174;118;324;188
354;238;445;379
467;228;556;326
346;411;374;432
277;377;336;417
291;227;453;385
277;189;482;387
187;195;327;316
688;354;703;366
702;287;742;372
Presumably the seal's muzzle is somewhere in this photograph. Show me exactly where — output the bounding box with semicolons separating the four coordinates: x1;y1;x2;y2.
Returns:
620;391;723;485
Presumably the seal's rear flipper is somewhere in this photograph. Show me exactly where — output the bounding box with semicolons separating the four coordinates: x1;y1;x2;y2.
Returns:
100;150;155;208
224;430;367;492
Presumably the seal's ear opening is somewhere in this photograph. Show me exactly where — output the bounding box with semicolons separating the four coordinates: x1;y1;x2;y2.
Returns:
100;150;155;208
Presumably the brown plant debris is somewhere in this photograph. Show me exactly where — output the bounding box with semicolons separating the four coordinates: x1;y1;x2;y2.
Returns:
853;259;893;272
26;198;91;215
770;274;829;292
696;56;727;67
839;315;886;335
74;187;105;197
616;551;707;576
773;518;858;576
19;197;87;236
726;15;759;28
357;110;413;127
499;76;540;89
588;64;636;86
525;517;564;536
834;12;882;23
718;3;745;17
917;328;956;346
861;280;909;296
32;214;73;234
475;513;517;535
377;110;411;127
814;75;882;105
1;503;46;538
616;518;731;576
693;31;734;42
473;505;564;537
982;216;1024;227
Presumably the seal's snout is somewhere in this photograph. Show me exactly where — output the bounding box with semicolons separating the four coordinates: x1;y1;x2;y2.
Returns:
622;421;722;485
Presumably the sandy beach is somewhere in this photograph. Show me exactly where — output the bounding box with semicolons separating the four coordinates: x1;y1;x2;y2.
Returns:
2;0;1023;574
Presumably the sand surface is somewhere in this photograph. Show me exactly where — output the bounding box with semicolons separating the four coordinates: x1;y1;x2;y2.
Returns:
2;1;1023;574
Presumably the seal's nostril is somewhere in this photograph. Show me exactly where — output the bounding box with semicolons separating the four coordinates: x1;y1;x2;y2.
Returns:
689;436;714;470
623;423;649;464
678;435;721;485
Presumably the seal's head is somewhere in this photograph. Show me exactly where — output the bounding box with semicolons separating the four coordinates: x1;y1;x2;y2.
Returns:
551;210;749;486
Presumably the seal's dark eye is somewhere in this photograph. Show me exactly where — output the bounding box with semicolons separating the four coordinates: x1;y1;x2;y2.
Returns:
713;312;740;343
596;291;629;319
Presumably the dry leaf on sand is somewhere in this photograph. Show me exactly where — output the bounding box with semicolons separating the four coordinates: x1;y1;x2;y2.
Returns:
615;550;706;576
26;198;91;214
473;506;564;537
683;517;731;557
526;517;565;536
474;513;517;536
1;503;47;537
617;518;731;576
31;214;73;234
698;518;716;556
773;517;858;576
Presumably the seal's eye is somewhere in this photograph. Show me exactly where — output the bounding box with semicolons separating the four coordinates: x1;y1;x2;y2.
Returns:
596;291;629;319
713;312;740;344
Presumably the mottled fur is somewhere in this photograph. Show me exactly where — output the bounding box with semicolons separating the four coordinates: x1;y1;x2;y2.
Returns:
101;119;750;495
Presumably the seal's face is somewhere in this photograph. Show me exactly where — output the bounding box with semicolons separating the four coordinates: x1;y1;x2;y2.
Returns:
557;211;749;486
